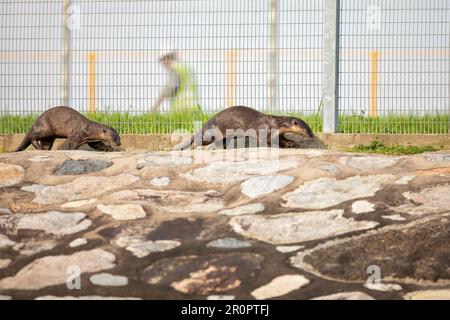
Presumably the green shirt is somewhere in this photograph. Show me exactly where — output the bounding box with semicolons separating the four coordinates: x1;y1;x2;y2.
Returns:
164;62;202;114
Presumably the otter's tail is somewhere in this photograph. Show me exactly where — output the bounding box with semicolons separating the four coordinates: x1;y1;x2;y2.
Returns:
15;130;33;152
173;135;195;151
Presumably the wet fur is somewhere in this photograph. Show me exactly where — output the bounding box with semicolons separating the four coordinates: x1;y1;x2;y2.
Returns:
176;105;314;150
15;106;121;152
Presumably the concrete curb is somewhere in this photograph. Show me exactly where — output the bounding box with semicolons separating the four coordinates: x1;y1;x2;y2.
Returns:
1;133;449;152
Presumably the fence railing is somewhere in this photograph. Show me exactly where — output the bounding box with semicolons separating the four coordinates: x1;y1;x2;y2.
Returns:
0;0;448;135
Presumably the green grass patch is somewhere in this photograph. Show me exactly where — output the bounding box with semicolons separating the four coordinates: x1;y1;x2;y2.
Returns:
0;112;448;135
338;114;449;134
346;140;437;155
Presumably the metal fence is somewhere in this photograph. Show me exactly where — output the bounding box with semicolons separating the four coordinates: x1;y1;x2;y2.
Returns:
0;0;448;135
338;0;450;134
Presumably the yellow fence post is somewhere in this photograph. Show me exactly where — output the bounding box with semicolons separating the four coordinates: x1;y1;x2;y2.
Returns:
88;52;96;113
370;50;378;117
225;50;237;108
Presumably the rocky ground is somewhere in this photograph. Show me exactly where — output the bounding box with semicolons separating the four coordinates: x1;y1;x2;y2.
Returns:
0;148;449;300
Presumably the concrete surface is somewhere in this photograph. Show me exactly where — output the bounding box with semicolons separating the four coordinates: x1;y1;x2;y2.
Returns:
0;148;450;300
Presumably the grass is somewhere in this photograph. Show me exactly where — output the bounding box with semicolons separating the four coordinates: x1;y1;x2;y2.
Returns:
345;140;437;155
0;112;448;135
337;114;449;134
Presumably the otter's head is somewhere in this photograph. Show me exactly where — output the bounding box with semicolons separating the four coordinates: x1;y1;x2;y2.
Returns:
98;126;121;147
277;116;314;138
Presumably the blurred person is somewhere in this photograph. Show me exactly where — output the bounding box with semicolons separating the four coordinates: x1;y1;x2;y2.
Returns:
151;50;202;116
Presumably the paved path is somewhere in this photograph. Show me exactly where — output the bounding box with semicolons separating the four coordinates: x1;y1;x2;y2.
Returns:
0;149;449;300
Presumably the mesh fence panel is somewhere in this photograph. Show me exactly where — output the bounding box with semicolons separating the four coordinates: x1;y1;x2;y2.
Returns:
0;0;448;135
0;0;324;134
338;0;449;134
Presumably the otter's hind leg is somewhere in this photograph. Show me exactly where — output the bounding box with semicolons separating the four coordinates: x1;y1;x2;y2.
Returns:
31;138;42;150
38;137;56;150
31;137;48;150
59;137;82;150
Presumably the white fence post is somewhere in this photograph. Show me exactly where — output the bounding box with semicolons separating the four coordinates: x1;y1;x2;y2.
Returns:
268;0;279;112
323;0;340;133
62;0;72;107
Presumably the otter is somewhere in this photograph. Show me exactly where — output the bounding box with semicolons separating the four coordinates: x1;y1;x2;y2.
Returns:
15;106;121;152
175;105;314;150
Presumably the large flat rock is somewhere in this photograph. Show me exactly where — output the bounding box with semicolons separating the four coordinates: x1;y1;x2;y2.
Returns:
0;249;116;290
290;213;450;285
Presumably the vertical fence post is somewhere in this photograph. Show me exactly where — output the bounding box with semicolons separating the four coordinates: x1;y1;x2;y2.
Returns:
323;0;340;133
268;0;278;112
370;50;378;117
88;52;96;113
61;0;72;106
225;50;237;108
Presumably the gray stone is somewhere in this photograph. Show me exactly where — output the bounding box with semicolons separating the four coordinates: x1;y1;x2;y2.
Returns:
218;203;265;216
364;282;402;292
206;238;251;249
382;214;406;221
425;153;450;163
53;159;113;175
282;175;393;210
21;184;45;193
14;240;57;256
339;156;398;170
89;273;129;287
395;175;415;185
183;158;298;184
27;155;51;162
276;245;304;253
97;204;146;220
304;150;326;157
0;259;11;269
311;291;375;300
0;208;12;215
69;238;88;248
351;200;375;214
137;154;192;169
396;185;450;216
149;176;171;187
114;236;181;258
230;210;378;245
13;211;92;236
241;175;294;198
33;174;139;205
251;275;310;300
61;199;97;209
404;289;450;300
0;249;116;290
0;234;16;248
108;188;224;213
0;163;24;187
318;163;341;174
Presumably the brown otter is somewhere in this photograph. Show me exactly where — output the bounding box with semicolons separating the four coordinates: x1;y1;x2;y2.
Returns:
15;106;121;152
175;105;314;150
